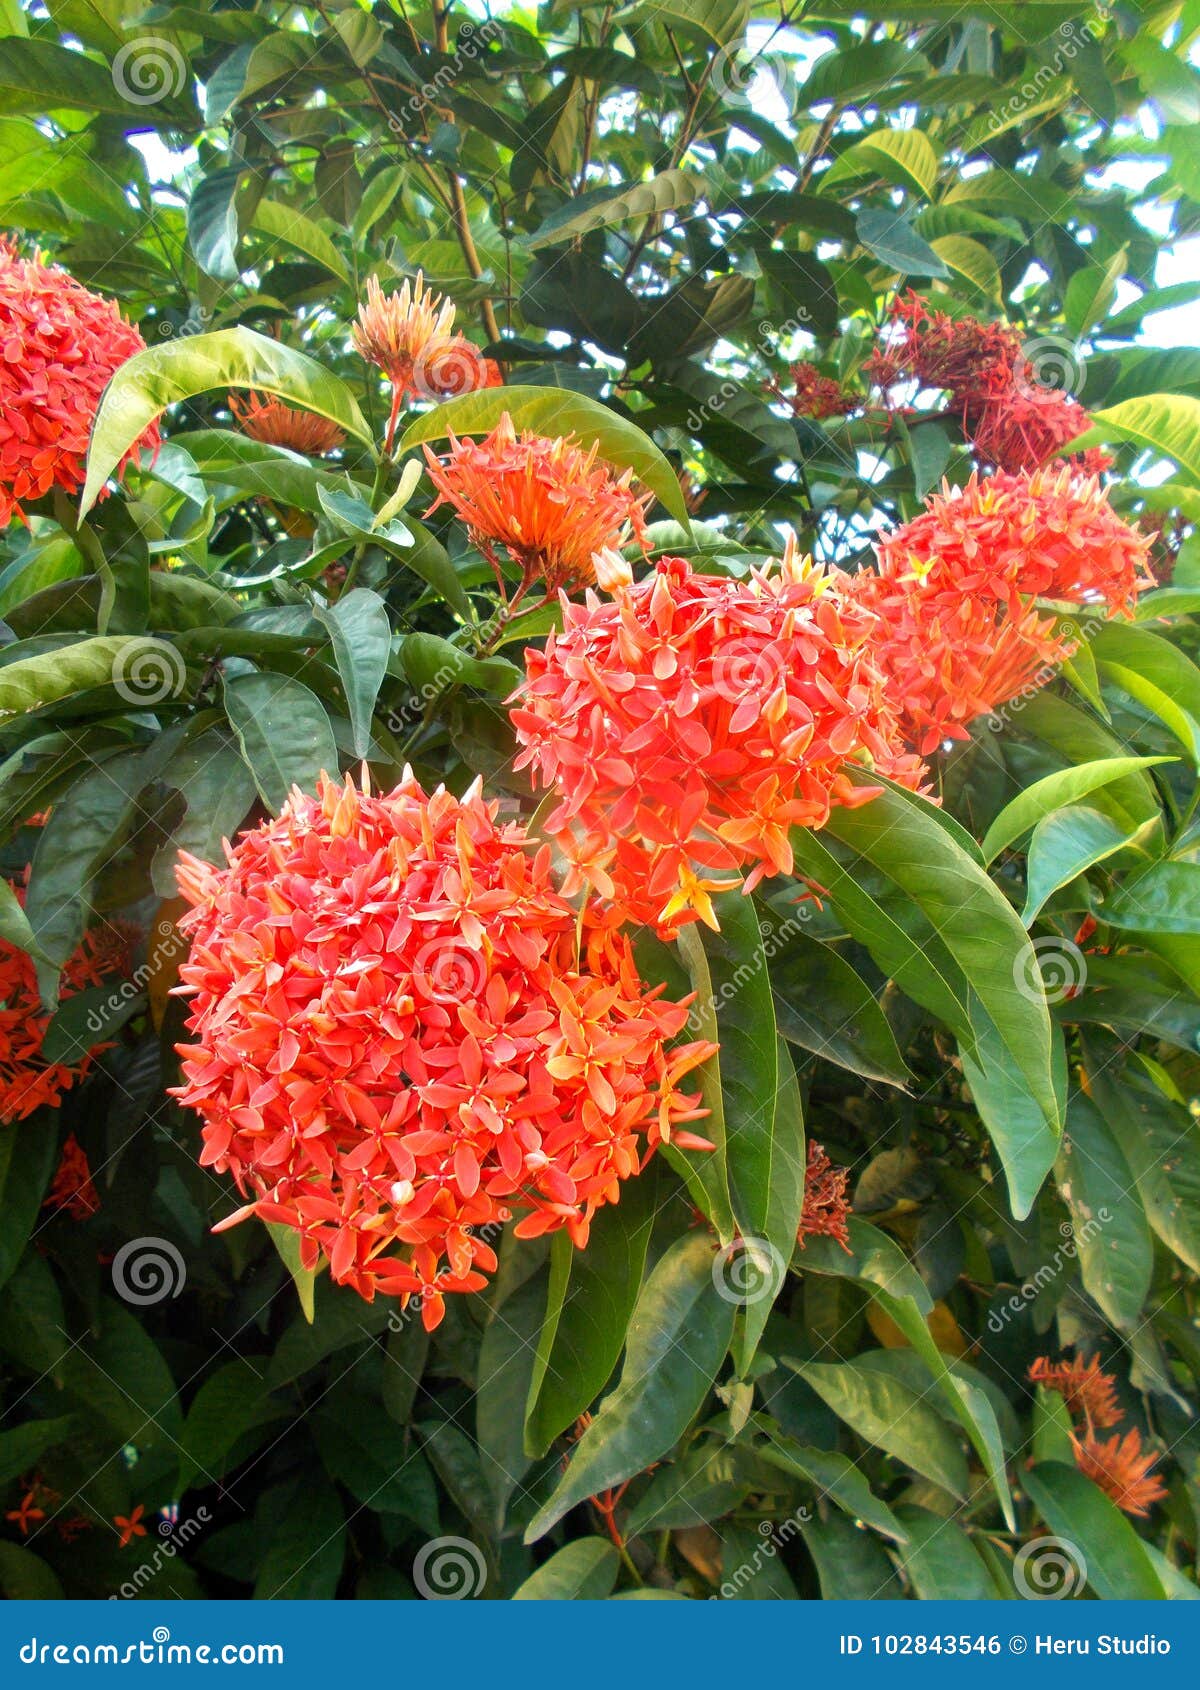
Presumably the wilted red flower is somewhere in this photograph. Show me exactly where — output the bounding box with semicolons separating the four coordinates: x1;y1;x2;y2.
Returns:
43;1132;100;1220
767;360;856;420
876;467;1152;619
796;1141;851;1251
1072;1429;1167;1518
0;238;159;527
230;391;345;456
423;414;651;599
1028;1354;1121;1430
869;292;1097;473
0;881;125;1125
851;563;1073;756
510;546;926;932
172;771;714;1329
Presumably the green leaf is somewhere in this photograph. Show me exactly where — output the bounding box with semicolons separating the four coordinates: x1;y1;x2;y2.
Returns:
0;635;184;718
252;1477;345;1599
795;1358;970;1498
173;429;353;513
0;1118;57;1291
1021;806;1141;925
929;235;1002;302
895;1507;1000;1599
855;209;949;278
1057;1096;1151;1330
1091;622;1200;764
629;0;749;44
525;169;704;249
525;1232;735;1542
0;1414;74;1489
1104;861;1200;933
223;671;339;811
513;1540;619;1600
794;1217;932;1314
804;1514;902;1599
313;588;392;760
980;756;1174;862
1071;394;1200;485
152;732;257;896
187;167;244;282
265;1221;318;1323
176;1359;281;1495
0;1542;64;1600
525;1172;657;1458
1086;1055;1200;1277
1064;249;1127;340
476;1277;543;1531
82;328;373;513
754;1431;908;1543
770;929;911;1087
0;37;193;121
249;197;351;282
1022;1463;1166;1599
828;129;938;198
398;387;689;526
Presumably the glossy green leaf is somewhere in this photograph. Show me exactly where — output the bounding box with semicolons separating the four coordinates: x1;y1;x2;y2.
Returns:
980;756;1174;863
1021;805;1140;925
526;169;704;249
1057;1096;1151;1329
1073;393;1200;484
754;1429;908;1542
1022;1463;1166;1599
513;1539;619;1599
769;929;911;1087
314;588;392;759
1104;861;1200;933
223;671;339;810
796;1359;970;1498
895;1507;1000;1599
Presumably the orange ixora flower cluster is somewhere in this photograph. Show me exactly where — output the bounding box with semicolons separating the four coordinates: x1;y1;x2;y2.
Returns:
230;391;345;456
0;238;159;527
1029;1353;1167;1517
352;271;497;450
796;1141;852;1251
0;880;126;1126
510;543;925;932
851;467;1151;755
172;771;714;1330
868;291;1097;473
423;414;652;601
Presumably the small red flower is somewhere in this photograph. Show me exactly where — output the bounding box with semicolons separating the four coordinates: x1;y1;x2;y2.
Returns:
172;771;714;1328
113;1504;147;1548
423;415;651;600
6;1490;45;1536
796;1141;852;1251
0;238;159;527
767;361;856;420
511;546;926;932
43;1132;101;1220
1028;1354;1121;1430
230;391;345;455
1072;1429;1167;1518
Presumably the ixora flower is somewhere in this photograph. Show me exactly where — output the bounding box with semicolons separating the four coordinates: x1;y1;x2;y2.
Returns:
795;1142;851;1251
0;888;127;1125
766;361;856;420
172;771;714;1329
43;1132;101;1219
510;545;926;933
876;467;1152;618
423;414;652;600
1028;1353;1166;1517
229;391;345;456
0;238;159;527
351;271;491;448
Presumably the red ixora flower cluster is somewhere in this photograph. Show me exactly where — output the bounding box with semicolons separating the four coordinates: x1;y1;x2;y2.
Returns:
423;414;651;600
851;467;1151;754
172;771;714;1329
1029;1353;1167;1517
43;1132;100;1220
868;292;1102;474
230;391;345;457
510;544;926;932
796;1141;851;1251
766;361;856;420
0;237;159;527
0;866;127;1124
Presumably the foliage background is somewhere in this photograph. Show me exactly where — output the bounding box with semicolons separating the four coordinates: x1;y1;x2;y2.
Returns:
2;0;1200;1602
